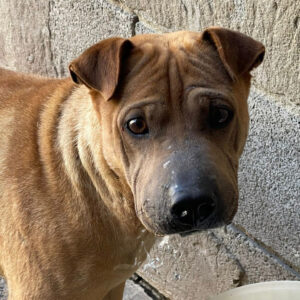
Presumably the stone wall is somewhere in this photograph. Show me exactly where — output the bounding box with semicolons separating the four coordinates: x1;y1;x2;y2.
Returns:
0;1;299;299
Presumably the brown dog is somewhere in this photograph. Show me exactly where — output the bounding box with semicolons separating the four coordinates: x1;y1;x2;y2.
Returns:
0;27;264;299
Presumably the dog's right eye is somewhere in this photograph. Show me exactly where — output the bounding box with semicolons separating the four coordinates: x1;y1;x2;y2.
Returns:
209;105;233;129
125;117;149;135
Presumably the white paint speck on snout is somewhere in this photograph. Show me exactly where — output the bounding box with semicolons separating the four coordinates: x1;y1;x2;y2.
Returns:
163;160;171;168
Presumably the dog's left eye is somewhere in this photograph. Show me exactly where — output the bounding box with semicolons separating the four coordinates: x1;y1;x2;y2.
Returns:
209;105;233;129
126;117;149;135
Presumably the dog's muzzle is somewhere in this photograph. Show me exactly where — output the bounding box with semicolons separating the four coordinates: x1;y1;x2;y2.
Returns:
137;146;236;236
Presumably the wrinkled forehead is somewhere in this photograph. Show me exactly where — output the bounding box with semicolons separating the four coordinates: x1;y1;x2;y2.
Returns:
119;31;232;103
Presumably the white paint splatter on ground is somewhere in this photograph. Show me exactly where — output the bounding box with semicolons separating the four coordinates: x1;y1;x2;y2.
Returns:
158;236;169;248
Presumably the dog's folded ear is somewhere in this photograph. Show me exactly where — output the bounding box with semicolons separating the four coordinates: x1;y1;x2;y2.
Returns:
69;38;133;100
202;27;265;80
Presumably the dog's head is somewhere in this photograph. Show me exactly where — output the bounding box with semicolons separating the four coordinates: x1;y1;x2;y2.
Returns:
69;28;265;236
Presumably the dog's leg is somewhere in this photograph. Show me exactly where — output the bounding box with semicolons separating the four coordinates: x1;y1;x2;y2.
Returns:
103;282;125;300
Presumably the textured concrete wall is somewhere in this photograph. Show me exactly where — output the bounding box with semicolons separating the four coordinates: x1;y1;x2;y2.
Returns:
0;0;299;299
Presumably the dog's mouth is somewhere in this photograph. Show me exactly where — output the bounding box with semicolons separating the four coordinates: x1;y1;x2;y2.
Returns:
179;229;199;237
171;217;226;236
137;208;228;237
178;221;231;237
136;194;236;237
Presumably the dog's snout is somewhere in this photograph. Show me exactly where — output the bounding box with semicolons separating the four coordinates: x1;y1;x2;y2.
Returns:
170;189;217;227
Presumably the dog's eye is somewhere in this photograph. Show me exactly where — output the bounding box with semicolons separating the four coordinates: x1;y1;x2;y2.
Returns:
209;105;233;129
126;117;149;135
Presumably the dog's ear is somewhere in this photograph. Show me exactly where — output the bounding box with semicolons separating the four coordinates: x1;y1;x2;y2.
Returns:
202;27;265;80
69;38;133;100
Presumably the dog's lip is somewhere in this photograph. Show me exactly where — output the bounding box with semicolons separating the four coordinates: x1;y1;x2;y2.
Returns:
173;218;227;236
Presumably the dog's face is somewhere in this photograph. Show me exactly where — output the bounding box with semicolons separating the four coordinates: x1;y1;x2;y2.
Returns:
70;28;264;236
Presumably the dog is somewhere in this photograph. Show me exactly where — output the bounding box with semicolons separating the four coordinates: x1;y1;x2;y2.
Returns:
0;27;264;299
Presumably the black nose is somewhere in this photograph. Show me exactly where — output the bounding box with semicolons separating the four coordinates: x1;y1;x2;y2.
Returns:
170;188;217;228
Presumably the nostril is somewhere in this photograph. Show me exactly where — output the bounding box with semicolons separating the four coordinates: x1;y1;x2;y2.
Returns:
197;200;216;222
171;200;194;224
171;193;217;226
172;207;194;225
